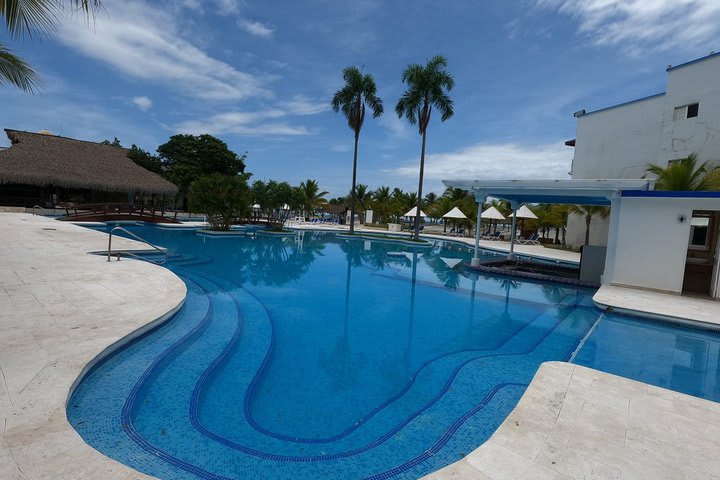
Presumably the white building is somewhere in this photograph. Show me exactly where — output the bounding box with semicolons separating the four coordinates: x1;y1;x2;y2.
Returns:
444;179;720;300
566;51;720;246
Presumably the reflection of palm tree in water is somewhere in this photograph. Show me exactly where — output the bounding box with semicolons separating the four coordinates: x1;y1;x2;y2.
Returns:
403;251;420;376
317;241;365;391
422;248;462;290
246;233;326;286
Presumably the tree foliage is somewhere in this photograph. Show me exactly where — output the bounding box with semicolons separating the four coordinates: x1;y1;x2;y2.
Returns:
158;134;247;200
101;138;163;175
127;145;162;174
299;179;328;217
251;180;304;229
646;153;720;191
188;173;252;231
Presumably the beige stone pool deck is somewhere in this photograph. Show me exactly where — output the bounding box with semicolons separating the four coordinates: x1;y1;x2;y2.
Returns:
0;213;185;479
594;284;720;328
423;362;720;480
1;213;719;480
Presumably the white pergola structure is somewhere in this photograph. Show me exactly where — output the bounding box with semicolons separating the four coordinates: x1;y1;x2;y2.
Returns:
441;179;654;272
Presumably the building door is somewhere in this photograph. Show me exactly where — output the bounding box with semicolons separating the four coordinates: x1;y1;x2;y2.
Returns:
683;211;718;297
711;221;720;299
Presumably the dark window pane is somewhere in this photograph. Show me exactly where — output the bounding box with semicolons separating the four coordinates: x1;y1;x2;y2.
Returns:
687;103;699;118
692;226;708;245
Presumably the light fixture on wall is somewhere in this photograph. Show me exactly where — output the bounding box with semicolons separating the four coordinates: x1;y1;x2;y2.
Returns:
678;214;686;224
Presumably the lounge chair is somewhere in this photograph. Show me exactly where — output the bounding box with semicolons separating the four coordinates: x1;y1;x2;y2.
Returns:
518;232;540;245
448;227;457;236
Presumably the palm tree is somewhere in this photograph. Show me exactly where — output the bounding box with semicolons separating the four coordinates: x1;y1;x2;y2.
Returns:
569;205;610;246
351;183;373;211
646;153;720;191
2;0;101;92
299;179;328;219
373;186;391;223
442;187;468;202
331;66;383;233
396;55;454;239
423;191;437;207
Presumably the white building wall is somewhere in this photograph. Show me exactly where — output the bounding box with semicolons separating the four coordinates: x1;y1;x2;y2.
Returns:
606;196;720;294
566;213;609;247
659;59;720;164
567;53;720;247
572;95;665;179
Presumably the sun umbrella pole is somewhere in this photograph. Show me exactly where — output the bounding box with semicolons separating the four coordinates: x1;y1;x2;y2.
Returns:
508;201;518;261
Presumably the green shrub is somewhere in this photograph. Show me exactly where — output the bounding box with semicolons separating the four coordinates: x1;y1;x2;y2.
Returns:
188;174;251;231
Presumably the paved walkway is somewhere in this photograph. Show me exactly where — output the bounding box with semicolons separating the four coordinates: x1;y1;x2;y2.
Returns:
424;362;720;480
0;214;186;480
289;223;581;264
594;284;720;329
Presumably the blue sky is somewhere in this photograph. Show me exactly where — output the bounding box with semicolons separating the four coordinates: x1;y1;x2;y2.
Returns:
1;0;719;196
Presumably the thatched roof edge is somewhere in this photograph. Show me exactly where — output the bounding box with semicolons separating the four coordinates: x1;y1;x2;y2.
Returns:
0;129;178;195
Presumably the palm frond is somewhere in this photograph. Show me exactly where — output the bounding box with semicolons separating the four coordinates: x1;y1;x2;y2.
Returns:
2;0;102;38
0;43;40;92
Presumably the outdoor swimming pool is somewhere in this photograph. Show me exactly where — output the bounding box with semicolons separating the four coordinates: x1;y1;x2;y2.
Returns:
68;226;720;479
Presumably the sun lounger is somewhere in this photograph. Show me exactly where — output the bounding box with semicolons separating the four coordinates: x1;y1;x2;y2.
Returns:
517;233;540;245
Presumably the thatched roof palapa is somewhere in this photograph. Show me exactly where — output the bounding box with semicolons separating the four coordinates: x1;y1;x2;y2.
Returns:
321;204;348;215
0;129;178;195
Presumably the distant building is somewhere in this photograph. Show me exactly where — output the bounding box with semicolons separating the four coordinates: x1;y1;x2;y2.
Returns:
0;129;177;207
566;52;720;246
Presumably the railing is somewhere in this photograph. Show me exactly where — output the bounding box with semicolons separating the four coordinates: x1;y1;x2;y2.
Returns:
107;226;168;265
32;205;42;216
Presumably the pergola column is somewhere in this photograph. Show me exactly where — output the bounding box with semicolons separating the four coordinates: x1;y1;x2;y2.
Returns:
508;200;519;260
471;192;487;267
601;192;621;284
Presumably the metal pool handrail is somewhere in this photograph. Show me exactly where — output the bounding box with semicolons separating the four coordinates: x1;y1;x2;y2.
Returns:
107;226;167;265
32;205;42;216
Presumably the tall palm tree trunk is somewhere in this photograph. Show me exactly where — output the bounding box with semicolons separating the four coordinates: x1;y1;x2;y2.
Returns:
584;215;591;245
349;132;359;233
414;129;427;240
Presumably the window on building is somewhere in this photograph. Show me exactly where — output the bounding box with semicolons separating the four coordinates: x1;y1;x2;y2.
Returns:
674;102;699;120
688;214;711;250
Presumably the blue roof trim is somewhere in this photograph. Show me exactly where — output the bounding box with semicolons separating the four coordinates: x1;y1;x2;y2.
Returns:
581;92;665;117
667;51;720;72
622;190;720;199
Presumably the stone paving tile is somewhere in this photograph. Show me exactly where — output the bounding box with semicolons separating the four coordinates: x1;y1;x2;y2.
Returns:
421;362;720;480
0;213;185;480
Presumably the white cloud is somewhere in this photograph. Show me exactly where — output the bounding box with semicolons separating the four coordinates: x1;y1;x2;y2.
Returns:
383;142;573;182
538;0;720;54
215;0;241;15
57;1;269;101
175;110;310;137
379;114;412;140
131;96;152;111
238;19;275;38
331;144;351;153
278;95;328;115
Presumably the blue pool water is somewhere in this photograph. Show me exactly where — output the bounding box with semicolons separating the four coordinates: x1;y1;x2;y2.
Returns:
68;225;720;479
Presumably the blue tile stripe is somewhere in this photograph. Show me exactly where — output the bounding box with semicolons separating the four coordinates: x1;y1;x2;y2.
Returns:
362;383;528;480
120;274;235;480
